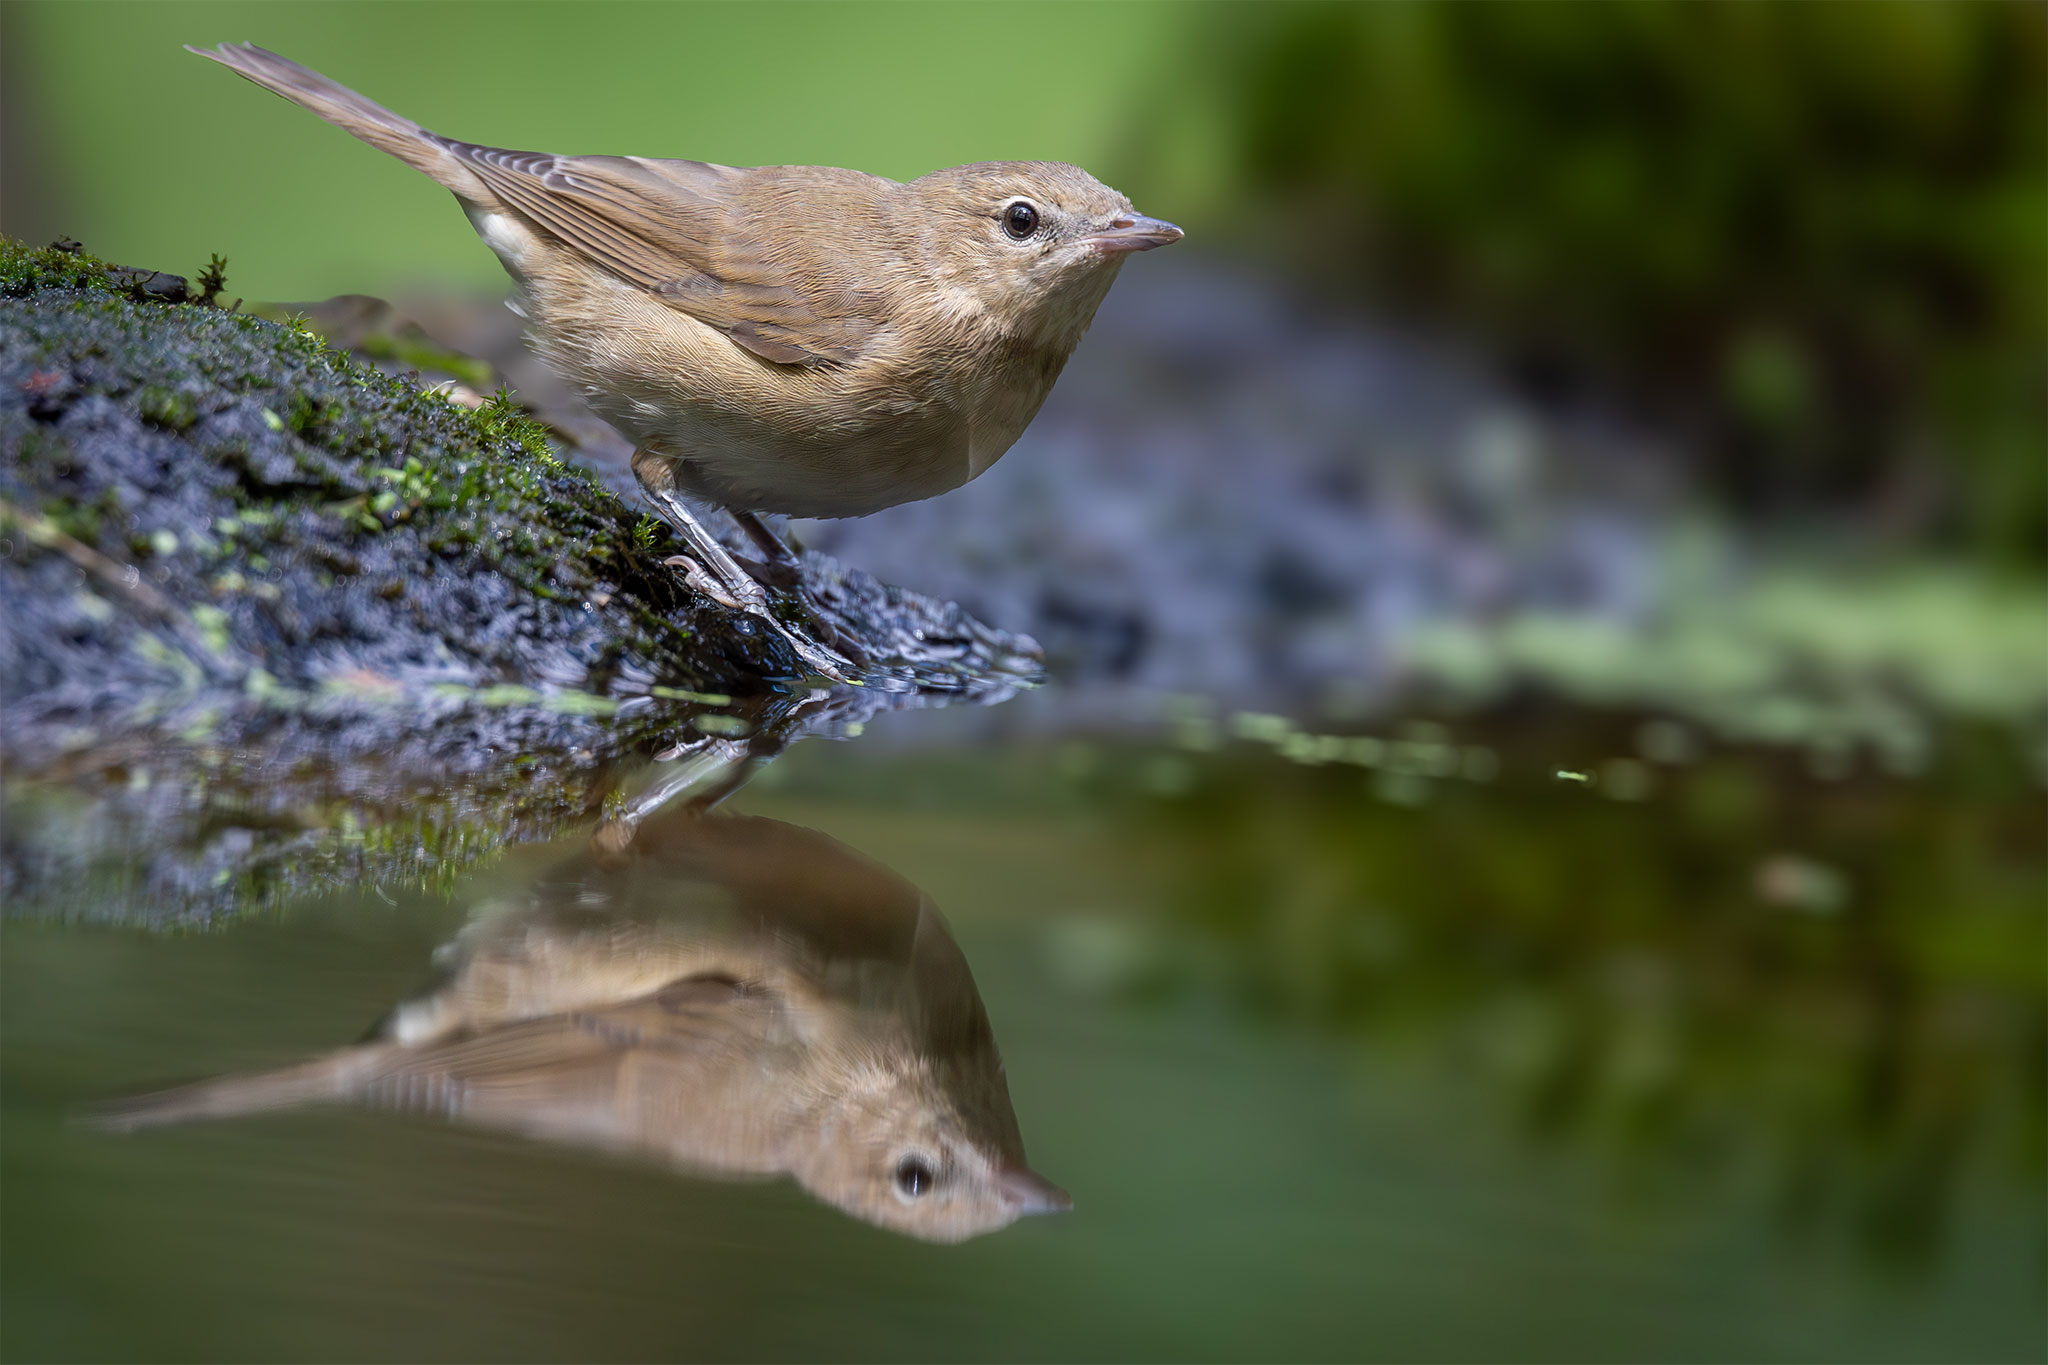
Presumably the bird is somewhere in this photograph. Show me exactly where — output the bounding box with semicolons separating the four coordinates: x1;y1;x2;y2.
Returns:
96;806;1070;1244
187;42;1182;679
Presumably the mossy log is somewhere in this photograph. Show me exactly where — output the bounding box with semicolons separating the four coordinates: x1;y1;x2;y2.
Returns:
0;240;1034;923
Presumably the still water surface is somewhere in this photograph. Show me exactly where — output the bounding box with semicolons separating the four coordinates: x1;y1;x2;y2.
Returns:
3;695;2042;1361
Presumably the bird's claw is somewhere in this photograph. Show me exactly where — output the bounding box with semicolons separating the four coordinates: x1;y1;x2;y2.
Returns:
662;554;750;612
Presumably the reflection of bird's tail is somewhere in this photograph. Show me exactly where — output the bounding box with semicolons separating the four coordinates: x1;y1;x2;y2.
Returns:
91;1046;390;1133
184;43;476;192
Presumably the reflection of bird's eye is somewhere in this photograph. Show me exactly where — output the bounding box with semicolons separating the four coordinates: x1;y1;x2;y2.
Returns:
894;1155;936;1198
1002;201;1039;241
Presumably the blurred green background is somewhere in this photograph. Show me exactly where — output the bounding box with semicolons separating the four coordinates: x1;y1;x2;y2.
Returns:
3;0;1175;297
7;0;2043;557
1140;2;2047;559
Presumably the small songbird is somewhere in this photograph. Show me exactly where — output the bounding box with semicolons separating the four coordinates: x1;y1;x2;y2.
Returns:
98;808;1069;1243
188;43;1182;676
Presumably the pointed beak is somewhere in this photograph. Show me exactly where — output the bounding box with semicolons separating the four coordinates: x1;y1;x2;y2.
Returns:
998;1165;1073;1216
1083;213;1184;254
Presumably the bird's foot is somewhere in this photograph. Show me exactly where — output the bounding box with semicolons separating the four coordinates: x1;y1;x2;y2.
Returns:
643;487;866;683
661;553;861;684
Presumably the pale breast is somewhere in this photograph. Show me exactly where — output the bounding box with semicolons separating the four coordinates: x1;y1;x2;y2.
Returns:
521;255;998;517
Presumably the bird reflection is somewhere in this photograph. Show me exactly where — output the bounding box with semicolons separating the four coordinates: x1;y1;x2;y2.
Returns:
102;808;1068;1242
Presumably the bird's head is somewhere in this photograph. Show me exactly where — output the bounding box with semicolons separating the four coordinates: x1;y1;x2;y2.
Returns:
912;161;1181;347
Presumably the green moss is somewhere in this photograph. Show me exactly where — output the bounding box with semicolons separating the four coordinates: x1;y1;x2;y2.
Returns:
136;384;198;431
472;387;566;471
194;252;232;309
0;240;112;296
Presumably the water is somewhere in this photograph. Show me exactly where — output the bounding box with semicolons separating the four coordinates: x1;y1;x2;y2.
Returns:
4;690;2042;1362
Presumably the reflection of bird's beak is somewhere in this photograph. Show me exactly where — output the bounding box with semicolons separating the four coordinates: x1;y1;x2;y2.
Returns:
999;1165;1073;1216
1083;213;1184;254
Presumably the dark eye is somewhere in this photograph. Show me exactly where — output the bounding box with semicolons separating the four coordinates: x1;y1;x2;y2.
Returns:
894;1156;935;1198
1002;201;1039;241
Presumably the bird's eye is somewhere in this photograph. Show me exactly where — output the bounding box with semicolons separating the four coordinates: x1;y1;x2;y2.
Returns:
1002;201;1040;241
894;1156;936;1199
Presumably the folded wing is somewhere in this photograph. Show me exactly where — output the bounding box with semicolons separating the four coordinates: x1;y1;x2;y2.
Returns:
443;144;888;367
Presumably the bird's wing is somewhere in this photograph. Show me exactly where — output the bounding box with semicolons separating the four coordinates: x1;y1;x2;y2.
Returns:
442;143;887;367
361;972;773;1109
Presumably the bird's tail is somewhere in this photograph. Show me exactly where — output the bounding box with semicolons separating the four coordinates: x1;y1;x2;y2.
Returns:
90;1044;392;1133
186;42;479;194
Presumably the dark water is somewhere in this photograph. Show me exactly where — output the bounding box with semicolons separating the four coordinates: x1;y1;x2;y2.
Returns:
3;688;2042;1362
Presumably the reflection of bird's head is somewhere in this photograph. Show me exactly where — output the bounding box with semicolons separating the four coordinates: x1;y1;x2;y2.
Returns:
793;1050;1071;1244
777;892;1070;1243
594;812;1072;1242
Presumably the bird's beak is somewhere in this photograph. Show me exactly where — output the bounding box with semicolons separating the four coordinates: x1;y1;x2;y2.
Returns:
998;1165;1073;1216
1083;213;1184;254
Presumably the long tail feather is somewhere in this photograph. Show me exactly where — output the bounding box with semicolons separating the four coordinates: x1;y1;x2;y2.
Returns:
185;42;478;193
90;1045;391;1133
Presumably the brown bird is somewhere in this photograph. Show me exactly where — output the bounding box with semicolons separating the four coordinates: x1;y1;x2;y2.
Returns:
188;43;1182;677
98;807;1069;1243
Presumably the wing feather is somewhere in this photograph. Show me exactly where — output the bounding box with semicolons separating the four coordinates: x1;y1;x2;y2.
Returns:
442;142;886;367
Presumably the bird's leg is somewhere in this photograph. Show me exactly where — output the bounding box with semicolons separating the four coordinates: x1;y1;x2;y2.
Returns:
642;486;856;683
731;509;797;567
728;509;803;589
729;510;875;669
648;491;757;611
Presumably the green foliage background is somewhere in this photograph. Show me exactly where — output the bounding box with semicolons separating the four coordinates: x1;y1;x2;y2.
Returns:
1131;1;2046;556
